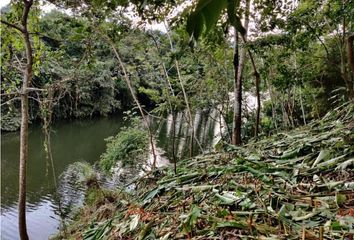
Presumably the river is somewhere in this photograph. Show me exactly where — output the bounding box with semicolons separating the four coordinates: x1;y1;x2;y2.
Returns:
1;115;124;240
1;109;225;240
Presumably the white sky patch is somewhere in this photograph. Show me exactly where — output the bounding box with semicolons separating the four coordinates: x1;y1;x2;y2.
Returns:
146;21;166;32
0;0;10;8
1;0;167;32
0;0;68;14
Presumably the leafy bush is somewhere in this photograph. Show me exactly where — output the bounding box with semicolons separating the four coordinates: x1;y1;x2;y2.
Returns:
1;110;22;131
99;122;148;173
61;161;97;187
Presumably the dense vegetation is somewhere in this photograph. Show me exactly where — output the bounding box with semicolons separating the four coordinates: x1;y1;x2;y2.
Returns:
2;1;353;133
58;103;354;239
1;0;353;239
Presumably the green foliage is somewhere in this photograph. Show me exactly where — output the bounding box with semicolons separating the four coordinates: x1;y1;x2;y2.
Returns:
62;161;97;186
99;115;148;172
0;109;21;131
63;104;354;239
186;0;246;42
181;205;202;235
83;218;113;240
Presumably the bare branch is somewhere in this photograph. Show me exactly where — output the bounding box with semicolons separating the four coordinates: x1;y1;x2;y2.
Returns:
14;64;25;73
27;87;47;92
1;20;24;33
1;97;21;106
14;54;26;67
28;96;40;103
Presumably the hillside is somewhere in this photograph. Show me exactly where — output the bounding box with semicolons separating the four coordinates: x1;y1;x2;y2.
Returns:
59;102;354;240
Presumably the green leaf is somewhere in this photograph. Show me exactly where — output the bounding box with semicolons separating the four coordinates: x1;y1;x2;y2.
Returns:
232;15;246;35
216;220;246;229
181;205;202;234
226;0;245;35
215;192;240;205
186;0;228;40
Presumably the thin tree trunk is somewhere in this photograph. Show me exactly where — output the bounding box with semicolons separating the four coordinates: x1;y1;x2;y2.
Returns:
348;33;354;98
232;0;250;145
294;53;306;125
171;112;177;174
337;16;353;99
19;94;29;240
102;34;157;168
288;90;295;128
19;1;33;239
299;87;307;125
237;0;259;137
241;37;261;137
164;22;203;156
254;68;261;137
266;78;278;131
232;30;240;145
281;100;290;128
147;32;178;172
160;62;177;172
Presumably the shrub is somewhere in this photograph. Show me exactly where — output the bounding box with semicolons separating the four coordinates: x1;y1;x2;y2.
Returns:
99;124;148;173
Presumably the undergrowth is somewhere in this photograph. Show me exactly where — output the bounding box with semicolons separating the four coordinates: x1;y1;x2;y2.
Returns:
99;114;148;173
57;102;354;240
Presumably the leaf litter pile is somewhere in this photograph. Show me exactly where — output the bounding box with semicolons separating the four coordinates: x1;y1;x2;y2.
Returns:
69;103;354;240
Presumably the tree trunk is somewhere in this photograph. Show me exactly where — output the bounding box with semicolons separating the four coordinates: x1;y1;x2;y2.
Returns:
254;70;261;137
148;33;178;173
160;62;177;172
19;1;34;239
232;0;250;145
266;78;278;131
281;100;290;128
102;34;157;168
299;87;307;125
161;63;177;172
241;35;261;137
175;59;195;157
348;33;354;99
171;112;177;174
232;30;241;145
19;93;29;240
164;22;203;156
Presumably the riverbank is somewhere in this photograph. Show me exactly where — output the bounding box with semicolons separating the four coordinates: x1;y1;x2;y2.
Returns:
56;102;354;239
1;115;125;240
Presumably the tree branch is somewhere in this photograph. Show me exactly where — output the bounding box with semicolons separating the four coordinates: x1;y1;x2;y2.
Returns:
21;0;33;28
1;97;21;106
1;20;24;33
27;87;47;92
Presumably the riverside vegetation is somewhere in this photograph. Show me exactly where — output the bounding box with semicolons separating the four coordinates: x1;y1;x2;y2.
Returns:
55;102;354;239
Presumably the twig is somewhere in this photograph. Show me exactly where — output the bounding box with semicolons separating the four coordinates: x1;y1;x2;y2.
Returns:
1;97;21;106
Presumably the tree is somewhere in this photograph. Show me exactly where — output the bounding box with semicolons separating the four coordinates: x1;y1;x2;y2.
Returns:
286;0;354;100
186;0;246;145
348;33;354;90
1;0;34;239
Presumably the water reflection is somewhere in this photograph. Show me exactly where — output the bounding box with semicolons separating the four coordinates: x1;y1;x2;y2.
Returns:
1;109;225;239
1;115;123;240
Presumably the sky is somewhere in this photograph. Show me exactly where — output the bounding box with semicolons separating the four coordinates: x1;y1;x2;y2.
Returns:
0;0;168;32
1;0;57;13
1;0;11;8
